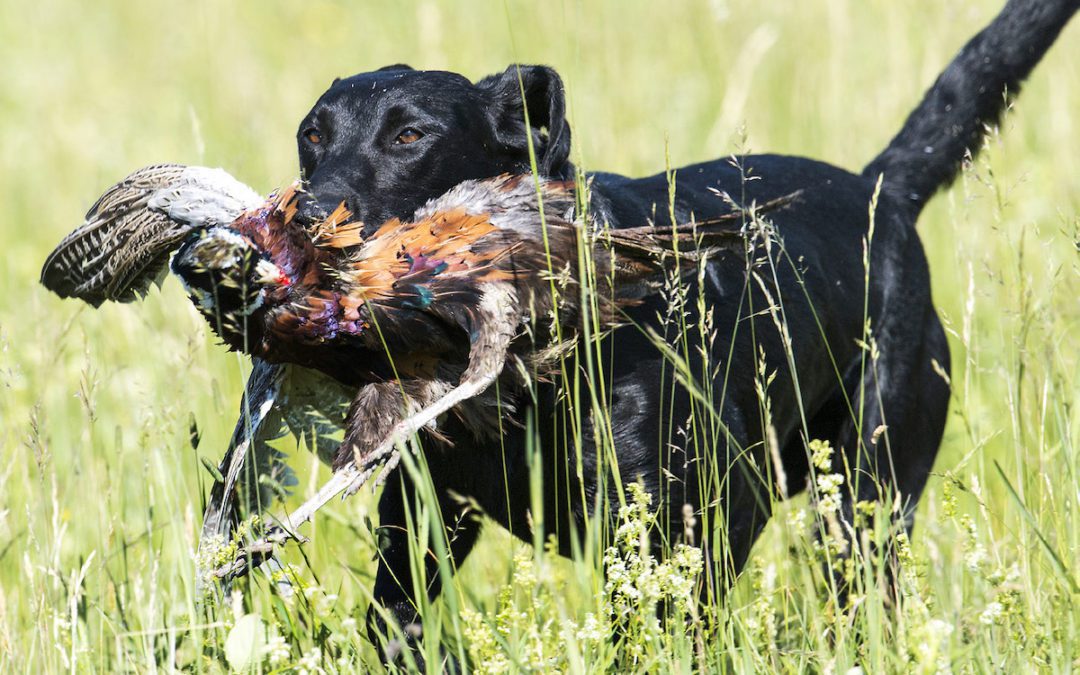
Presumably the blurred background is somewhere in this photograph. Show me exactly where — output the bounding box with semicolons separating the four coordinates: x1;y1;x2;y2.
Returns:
1;0;1077;670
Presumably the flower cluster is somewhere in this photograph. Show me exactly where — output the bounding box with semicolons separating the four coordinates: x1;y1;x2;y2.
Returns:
461;547;565;674
605;484;703;632
461;483;704;671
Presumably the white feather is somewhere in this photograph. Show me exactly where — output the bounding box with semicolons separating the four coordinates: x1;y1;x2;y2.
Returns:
147;166;263;228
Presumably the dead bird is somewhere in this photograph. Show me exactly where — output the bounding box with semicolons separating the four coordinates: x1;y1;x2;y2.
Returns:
41;164;777;577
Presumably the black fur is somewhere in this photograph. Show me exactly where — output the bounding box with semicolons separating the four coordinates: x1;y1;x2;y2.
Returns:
294;0;1077;655
295;65;572;236
864;0;1079;210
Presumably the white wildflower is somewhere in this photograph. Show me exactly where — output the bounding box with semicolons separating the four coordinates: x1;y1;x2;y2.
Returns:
979;601;1003;625
915;618;954;666
810;439;835;471
315;592;338;615
264;632;290;666
964;545;987;572
786;507;809;535
512;548;537;588
297;647;322;675
927;618;954;637
816;473;845;515
817;473;844;492
1004;563;1021;584
576;613;607;642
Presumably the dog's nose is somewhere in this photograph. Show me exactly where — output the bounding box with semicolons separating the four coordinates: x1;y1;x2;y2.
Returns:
294;193;330;226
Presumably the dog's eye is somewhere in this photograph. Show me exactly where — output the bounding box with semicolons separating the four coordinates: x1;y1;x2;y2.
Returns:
304;128;322;145
395;128;424;145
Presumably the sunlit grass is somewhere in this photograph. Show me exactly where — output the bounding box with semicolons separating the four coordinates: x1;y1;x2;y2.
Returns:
1;0;1078;671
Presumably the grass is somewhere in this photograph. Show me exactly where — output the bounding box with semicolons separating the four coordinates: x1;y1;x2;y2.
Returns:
1;0;1079;671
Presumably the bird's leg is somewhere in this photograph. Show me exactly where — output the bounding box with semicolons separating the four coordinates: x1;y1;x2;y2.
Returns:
210;464;364;581
345;284;520;494
211;379;447;582
214;285;521;581
345;364;502;493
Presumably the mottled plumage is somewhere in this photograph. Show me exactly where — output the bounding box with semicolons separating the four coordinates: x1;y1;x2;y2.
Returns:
42;165;262;306
42;164;776;580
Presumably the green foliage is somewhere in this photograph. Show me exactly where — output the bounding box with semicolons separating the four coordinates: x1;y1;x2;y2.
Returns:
2;0;1079;672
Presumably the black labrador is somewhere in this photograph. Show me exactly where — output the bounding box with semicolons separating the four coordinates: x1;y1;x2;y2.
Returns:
292;0;1076;655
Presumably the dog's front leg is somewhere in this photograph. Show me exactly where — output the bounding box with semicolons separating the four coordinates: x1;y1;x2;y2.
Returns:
367;464;482;669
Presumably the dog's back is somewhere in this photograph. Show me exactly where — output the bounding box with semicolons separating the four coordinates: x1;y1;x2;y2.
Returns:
575;0;1079;576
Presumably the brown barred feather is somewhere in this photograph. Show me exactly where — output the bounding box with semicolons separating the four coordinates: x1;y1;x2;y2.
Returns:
41;163;263;307
41;164;190;306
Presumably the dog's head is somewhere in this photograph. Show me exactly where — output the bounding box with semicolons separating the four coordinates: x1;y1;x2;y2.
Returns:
296;64;572;234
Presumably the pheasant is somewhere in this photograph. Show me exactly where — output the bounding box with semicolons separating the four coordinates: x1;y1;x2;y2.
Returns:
41;165;356;581
42;164;785;579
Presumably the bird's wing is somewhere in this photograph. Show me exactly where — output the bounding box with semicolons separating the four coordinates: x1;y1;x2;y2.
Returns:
41;164;262;307
199;361;352;542
199;358;288;546
278;366;353;467
197;360;353;595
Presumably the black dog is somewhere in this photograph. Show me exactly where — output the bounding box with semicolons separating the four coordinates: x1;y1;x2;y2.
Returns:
294;0;1076;653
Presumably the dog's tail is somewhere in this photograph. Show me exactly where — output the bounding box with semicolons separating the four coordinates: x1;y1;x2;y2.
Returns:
863;0;1078;213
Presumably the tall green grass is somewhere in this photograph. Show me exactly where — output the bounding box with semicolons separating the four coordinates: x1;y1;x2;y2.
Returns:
1;0;1078;671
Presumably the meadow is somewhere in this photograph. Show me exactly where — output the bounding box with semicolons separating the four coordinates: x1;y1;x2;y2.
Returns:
1;0;1078;671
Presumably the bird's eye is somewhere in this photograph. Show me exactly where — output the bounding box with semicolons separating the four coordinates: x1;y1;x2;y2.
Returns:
304;128;322;145
395;128;424;145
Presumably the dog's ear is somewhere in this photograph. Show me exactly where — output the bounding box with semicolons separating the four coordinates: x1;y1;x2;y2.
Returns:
377;64;414;72
479;65;571;176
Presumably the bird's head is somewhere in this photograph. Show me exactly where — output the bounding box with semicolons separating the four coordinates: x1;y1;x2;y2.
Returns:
171;226;289;348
